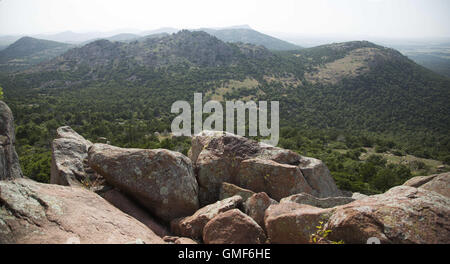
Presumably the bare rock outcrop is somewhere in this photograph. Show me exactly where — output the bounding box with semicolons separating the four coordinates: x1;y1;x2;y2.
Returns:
189;131;340;205
403;172;449;198
50;126;99;187
0;101;23;180
203;209;267;244
265;186;450;244
88;143;199;221
0;178;164;244
170;195;242;240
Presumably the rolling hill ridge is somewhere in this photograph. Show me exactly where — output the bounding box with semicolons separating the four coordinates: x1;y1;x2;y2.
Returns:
0;36;72;72
1;30;449;194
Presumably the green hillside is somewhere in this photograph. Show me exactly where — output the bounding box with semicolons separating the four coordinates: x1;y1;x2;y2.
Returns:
1;30;449;193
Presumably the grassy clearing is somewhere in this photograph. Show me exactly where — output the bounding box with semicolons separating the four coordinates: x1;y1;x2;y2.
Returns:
206;78;259;101
360;147;447;176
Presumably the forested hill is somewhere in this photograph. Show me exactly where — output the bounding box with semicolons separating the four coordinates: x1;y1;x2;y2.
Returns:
4;31;449;136
1;30;449;188
0;37;72;72
30;30;273;72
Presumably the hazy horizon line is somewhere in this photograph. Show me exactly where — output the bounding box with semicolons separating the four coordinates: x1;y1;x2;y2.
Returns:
2;25;450;42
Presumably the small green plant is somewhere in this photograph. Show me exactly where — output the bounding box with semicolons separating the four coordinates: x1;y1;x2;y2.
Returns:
309;221;344;244
0;85;3;100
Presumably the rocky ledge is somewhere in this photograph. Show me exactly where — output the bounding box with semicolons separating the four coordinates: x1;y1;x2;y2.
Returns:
0;100;449;244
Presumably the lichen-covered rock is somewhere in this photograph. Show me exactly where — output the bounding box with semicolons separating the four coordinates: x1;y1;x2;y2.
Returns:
265;186;450;244
219;182;255;201
0;101;23;180
190;131;340;205
280;192;355;208
50;126;98;187
88;143;199;221
170;195;243;240
403;172;449;198
203;209;267;244
0;178;164;244
244;192;278;229
327;186;450;244
237;158;313;201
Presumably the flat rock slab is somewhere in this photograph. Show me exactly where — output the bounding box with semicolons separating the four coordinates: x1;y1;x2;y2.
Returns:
99;188;170;237
280;192;355;208
404;172;449;198
0;178;164;244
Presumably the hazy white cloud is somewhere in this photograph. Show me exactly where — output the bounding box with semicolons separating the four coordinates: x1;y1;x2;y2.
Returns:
0;0;449;38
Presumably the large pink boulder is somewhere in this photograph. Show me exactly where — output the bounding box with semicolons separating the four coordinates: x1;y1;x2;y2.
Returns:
88;143;199;221
190;131;340;205
265;186;450;244
203;209;267;244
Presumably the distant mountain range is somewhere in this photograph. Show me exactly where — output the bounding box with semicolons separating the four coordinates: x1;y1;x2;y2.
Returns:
0;26;300;49
200;28;301;50
1;26;449;77
0;26;302;72
2;30;448;139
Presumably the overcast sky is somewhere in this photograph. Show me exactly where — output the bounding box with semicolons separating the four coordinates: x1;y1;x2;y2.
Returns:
0;0;449;38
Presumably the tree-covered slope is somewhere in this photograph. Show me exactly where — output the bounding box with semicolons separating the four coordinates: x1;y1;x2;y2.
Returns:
3;33;449;137
1;31;449;191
